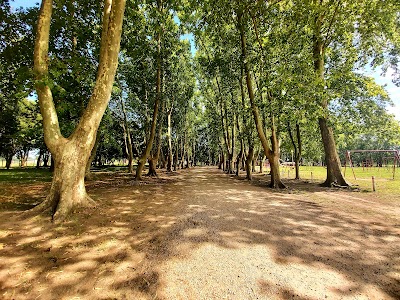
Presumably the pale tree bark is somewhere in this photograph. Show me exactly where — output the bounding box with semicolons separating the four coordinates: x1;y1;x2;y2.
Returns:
180;135;185;169
313;12;348;187
32;0;126;222
147;104;164;176
245;146;254;180
119;96;134;173
238;9;285;188
166;108;173;172
135;0;163;180
173;141;178;171
85;130;100;180
220;99;233;173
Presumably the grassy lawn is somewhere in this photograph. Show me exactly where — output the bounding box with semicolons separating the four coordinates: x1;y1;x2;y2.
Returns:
278;165;400;194
1;165;399;196
0;167;53;183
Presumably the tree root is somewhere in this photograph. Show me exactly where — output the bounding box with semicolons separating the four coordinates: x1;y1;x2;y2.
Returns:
269;181;287;189
320;180;350;188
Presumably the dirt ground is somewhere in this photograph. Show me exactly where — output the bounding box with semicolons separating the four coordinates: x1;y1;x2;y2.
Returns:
0;167;399;300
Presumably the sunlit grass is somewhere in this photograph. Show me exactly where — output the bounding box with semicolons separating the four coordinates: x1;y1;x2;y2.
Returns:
0;167;53;183
278;165;400;194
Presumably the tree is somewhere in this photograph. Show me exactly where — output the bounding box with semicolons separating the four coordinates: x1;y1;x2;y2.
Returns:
32;0;126;222
304;0;400;186
0;1;36;168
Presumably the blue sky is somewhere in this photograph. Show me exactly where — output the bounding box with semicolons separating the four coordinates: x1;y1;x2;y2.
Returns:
10;0;38;9
9;0;400;121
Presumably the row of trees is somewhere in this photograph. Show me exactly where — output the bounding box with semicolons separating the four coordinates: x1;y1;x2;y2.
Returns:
188;0;400;187
1;0;202;221
0;0;399;220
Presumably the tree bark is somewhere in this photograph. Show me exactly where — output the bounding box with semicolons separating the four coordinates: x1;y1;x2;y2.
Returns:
19;149;29;167
288;122;302;180
136;10;162;180
147;110;164;177
32;0;126;222
36;150;42;169
173;141;178;171
180;136;185;169
238;9;285;188
245;146;254;180
313;15;348;187
5;154;12;170
43;152;49;167
166;109;173;172
119;97;134;173
85;131;100;180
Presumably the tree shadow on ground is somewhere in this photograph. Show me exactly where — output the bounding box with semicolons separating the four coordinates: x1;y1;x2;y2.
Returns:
0;167;399;299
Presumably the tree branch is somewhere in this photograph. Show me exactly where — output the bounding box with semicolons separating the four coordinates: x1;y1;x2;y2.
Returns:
33;0;64;152
323;0;342;48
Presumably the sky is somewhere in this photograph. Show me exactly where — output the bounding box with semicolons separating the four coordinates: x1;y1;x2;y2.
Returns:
9;0;400;121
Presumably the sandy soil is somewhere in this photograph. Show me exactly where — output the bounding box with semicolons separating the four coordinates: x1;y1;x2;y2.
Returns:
0;167;399;300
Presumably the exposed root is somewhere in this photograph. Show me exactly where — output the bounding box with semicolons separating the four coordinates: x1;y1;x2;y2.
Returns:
269;181;287;189
85;195;97;207
147;170;158;177
320;180;350;188
22;195;55;216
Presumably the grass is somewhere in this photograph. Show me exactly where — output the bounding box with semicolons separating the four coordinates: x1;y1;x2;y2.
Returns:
279;165;400;194
1;165;399;196
0;167;53;183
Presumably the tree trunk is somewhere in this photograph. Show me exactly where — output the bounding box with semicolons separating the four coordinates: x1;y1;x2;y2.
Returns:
238;9;285;188
269;153;285;188
319;118;347;186
20;150;29;167
185;151;189;168
147;112;164;177
167;109;173;172
295;123;301;179
85;131;100;180
180;137;185;169
174;142;178;171
119;96;134;173
192;140;196;167
288;122;302;180
50;156;54;172
313;13;348;187
31;140;96;221
147;157;157;176
245;146;254;180
136;0;162;180
36;150;42;169
160;149;166;169
218;152;223;169
32;0;126;221
5;154;12;170
43;152;49;167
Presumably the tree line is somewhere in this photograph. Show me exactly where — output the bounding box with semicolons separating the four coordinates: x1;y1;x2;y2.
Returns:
0;0;399;220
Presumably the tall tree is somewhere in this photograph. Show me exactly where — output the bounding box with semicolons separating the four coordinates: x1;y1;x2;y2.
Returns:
32;0;126;221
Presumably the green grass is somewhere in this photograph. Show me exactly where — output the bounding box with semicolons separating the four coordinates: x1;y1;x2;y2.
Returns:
279;165;400;194
1;165;399;195
0;167;53;183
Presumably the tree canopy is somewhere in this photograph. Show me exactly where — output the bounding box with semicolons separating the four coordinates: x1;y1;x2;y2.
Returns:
1;0;400;219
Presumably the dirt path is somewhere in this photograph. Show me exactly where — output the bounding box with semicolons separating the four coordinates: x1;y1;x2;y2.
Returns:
0;167;399;299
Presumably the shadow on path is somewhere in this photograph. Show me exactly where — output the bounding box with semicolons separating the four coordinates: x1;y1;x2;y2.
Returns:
0;167;398;299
